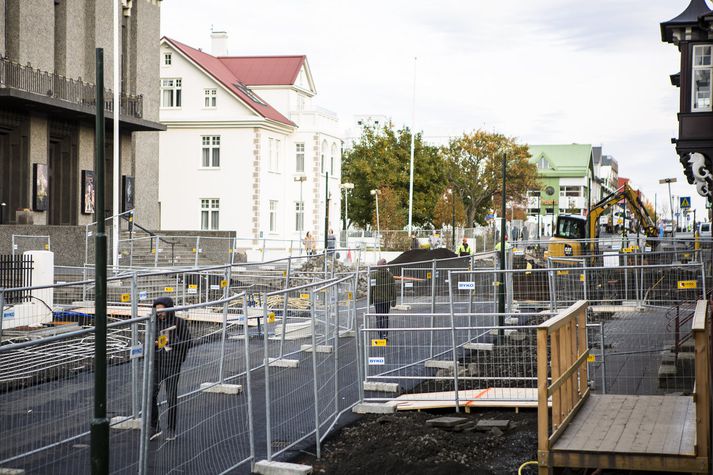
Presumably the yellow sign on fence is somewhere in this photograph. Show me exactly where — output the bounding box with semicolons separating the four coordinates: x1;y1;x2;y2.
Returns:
556;270;569;276
579;274;585;282
371;339;387;347
347;292;353;301
587;354;596;363
300;293;310;300
426;272;432;279
188;284;198;290
677;280;697;290
267;312;276;324
164;287;175;293
220;279;229;288
120;293;131;303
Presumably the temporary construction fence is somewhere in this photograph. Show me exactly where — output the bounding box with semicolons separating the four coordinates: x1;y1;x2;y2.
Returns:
0;290;258;475
11;235;50;256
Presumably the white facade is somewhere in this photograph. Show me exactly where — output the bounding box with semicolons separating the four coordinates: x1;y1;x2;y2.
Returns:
158;38;342;245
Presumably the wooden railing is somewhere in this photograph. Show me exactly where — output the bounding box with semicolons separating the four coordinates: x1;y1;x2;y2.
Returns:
692;299;711;460
537;300;590;465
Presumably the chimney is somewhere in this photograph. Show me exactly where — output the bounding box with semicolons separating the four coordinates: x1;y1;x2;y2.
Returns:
211;30;229;56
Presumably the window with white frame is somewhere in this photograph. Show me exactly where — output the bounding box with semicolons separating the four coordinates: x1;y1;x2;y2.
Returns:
269;200;278;232
200;199;219;230
559;186;581;197
160;78;182;108
536;157;550;170
295;201;304;231
163;53;172;66
693;45;712;112
204;88;217;108
201;136;220;167
330;143;337;175
295;143;305;173
321;140;328;174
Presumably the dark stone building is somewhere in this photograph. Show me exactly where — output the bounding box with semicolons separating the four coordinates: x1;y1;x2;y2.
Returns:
662;0;713;205
0;0;163;230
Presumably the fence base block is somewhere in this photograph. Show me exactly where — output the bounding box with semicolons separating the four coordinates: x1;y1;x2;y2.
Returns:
0;468;26;474
200;383;243;395
254;460;312;475
363;381;400;393
339;329;356;337
300;344;333;353
505;317;519;325
110;416;142;430
393;304;411;311
425;359;462;370
463;342;494;351
268;357;300;368
352;403;396;414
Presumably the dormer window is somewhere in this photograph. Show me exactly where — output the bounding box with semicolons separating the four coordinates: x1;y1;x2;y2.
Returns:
537;156;550;170
692;45;712;112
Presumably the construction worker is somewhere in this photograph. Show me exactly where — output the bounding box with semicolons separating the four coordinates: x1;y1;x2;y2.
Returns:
369;259;396;340
495;235;513;251
456;237;472;256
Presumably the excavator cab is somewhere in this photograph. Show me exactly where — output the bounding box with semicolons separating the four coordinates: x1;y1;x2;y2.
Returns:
546;215;587;259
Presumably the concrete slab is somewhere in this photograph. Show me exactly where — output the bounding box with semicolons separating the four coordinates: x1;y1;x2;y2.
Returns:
352;403;396;414
300;344;333;353
658;365;677;378
504;317;519;325
363;381;399;393
476;419;510;430
200;383;243;395
425;360;461;370
464;342;494;351
110;416;142;430
339;329;356;338
0;468;26;475
268;358;300;368
254;461;312;475
426;416;468;428
393;304;411;311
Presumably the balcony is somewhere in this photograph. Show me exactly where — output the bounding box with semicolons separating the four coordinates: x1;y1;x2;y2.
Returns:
0;56;163;132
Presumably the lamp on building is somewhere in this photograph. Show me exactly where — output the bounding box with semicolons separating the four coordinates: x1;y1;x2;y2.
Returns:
341;183;354;248
0;202;5;225
370;189;381;256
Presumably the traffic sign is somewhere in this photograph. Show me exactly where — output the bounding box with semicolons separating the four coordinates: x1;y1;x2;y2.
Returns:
680;196;691;209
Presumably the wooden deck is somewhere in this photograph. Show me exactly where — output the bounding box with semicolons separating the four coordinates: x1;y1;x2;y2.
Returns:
537;300;711;474
552;394;697;459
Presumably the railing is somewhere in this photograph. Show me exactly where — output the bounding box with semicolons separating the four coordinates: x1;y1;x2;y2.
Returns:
537;301;590;464
0;56;143;119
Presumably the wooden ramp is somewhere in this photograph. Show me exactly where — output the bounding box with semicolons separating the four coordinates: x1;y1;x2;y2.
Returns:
536;300;711;474
384;387;549;411
549;394;704;472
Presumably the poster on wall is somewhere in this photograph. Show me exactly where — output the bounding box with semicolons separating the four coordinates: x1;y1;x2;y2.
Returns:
81;170;95;214
33;163;48;211
122;175;135;212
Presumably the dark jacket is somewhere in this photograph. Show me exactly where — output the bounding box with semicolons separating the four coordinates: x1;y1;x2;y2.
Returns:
369;268;396;306
152;297;192;368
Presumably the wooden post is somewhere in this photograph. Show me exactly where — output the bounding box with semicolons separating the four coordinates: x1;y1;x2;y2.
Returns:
577;306;587;397
693;300;710;460
551;328;561;427
537;327;550;474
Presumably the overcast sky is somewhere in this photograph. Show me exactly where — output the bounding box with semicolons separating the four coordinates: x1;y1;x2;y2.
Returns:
161;0;706;221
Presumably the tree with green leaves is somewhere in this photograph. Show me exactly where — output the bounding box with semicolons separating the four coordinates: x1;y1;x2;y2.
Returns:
442;130;539;226
342;124;446;229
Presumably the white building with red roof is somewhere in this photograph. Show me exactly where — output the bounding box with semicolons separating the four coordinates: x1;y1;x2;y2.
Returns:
158;33;341;248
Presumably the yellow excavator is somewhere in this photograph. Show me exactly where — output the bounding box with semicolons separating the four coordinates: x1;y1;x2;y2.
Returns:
547;183;657;258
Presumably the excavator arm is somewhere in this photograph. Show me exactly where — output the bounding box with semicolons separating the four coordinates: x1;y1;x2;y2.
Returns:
588;184;657;239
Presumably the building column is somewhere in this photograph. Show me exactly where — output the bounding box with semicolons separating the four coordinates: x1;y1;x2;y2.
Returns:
251;128;262;240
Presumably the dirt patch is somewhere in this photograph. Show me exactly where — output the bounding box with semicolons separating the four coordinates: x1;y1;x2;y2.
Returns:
389;248;457;265
297;409;538;474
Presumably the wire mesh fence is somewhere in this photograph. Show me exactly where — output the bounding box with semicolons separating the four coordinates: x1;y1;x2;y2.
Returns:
11;235;50;256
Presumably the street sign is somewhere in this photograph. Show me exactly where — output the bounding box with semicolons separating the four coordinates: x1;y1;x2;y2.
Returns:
659;178;677;184
680;196;691;209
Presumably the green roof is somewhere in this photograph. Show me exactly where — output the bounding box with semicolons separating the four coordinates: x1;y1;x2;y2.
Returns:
528;144;593;178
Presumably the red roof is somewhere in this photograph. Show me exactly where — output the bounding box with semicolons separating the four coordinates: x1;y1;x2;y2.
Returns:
162;37;295;127
618;177;629;188
219;56;306;86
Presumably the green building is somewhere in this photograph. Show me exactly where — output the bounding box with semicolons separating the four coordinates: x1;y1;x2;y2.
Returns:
526;144;595;236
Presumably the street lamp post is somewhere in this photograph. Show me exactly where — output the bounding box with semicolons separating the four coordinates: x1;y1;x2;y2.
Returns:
341;183;354;249
447;188;455;250
659;177;677;237
371;189;381;256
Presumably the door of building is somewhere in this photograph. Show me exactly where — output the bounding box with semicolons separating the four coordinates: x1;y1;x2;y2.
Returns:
47;122;78;225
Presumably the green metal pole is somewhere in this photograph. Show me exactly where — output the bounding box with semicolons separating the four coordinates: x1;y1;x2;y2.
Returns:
498;154;506;339
91;48;109;475
451;192;455;251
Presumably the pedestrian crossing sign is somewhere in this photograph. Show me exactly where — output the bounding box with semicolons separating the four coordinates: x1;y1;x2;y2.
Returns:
680;196;691;209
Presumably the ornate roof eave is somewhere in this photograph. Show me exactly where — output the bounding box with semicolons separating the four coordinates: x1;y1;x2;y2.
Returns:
661;0;713;44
